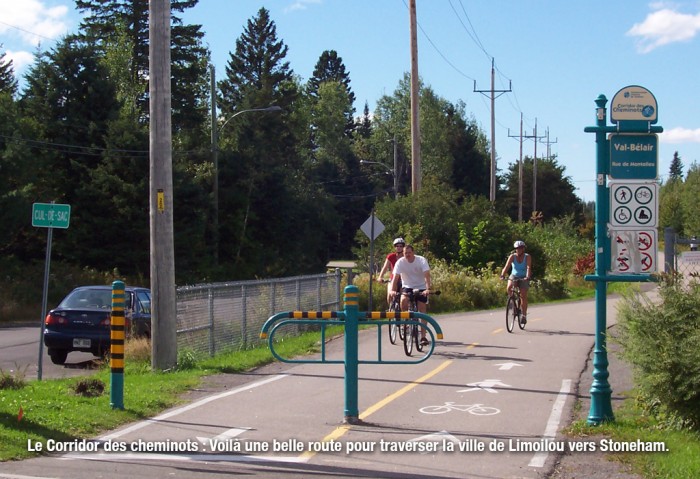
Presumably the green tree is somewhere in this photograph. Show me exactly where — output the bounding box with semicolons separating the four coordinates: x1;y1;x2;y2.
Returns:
19;36;134;271
217;7;338;278
76;0;210;133
0;49;17;95
669;151;684;181
682;163;700;234
500;155;583;224
659;179;684;235
308;50;356;136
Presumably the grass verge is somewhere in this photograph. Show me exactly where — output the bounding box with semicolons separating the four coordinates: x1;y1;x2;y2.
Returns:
567;396;700;478
0;326;340;462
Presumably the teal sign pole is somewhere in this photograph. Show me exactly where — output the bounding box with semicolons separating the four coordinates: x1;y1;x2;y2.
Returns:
584;88;663;425
585;95;615;424
343;285;360;423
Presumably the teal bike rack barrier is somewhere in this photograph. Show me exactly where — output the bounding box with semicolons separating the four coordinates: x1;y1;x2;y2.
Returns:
260;285;444;424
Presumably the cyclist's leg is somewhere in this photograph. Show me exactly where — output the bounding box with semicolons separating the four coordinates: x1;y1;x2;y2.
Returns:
520;280;529;318
417;297;429;344
400;289;410;311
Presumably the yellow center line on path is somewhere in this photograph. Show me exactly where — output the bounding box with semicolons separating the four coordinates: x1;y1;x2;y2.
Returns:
299;359;454;461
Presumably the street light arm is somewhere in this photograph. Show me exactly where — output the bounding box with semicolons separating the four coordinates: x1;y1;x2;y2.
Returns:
360;160;394;176
219;105;282;131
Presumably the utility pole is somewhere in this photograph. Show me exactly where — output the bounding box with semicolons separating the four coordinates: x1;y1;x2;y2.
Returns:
149;0;177;370
408;0;421;192
210;65;219;265
540;127;558;161
531;119;545;214
474;58;511;203
507;112;524;221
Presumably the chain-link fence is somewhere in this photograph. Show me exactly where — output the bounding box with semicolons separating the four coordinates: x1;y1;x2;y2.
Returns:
175;270;343;358
663;227;700;278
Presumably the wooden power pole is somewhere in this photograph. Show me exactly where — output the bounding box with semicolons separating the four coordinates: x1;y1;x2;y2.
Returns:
409;0;421;192
149;0;177;370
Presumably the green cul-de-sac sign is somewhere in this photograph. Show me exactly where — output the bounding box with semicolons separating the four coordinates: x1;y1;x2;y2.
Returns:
609;133;658;180
32;203;71;229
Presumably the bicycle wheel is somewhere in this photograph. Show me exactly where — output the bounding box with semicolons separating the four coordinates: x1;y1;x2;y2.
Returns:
388;302;399;344
506;296;517;333
419;405;451;414
467;405;500;416
403;321;414;355
518;306;527;330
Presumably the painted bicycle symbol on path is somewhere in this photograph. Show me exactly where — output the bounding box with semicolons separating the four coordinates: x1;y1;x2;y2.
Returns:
419;402;500;415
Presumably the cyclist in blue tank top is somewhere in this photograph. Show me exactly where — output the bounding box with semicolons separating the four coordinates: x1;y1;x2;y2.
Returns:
500;240;532;323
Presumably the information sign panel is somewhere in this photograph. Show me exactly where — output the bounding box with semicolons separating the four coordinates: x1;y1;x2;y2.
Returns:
609;227;657;274
609;182;657;227
609;134;658;180
610;85;658;124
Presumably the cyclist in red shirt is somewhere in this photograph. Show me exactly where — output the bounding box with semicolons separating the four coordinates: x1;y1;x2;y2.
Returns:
377;237;405;307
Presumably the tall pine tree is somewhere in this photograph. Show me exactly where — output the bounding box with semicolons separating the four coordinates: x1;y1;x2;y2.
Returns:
669;150;683;181
75;0;210;133
0;49;17;95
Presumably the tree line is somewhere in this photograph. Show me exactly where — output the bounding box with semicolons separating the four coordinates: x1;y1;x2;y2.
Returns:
0;2;586;287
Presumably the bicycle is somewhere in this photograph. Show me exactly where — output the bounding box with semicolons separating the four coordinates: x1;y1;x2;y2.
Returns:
401;288;440;355
382;279;404;344
387;288;402;344
419;402;500;415
503;277;527;333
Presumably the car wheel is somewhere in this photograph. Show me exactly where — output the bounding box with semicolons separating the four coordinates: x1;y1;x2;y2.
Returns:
48;349;68;365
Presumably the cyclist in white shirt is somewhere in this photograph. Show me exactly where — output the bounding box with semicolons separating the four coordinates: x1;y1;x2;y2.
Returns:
390;244;432;345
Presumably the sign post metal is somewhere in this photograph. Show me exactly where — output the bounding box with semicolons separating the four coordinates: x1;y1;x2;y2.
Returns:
32;202;71;380
583;86;663;425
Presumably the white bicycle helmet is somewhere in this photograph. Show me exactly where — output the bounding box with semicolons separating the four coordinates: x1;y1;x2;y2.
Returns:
393;237;405;246
513;240;526;248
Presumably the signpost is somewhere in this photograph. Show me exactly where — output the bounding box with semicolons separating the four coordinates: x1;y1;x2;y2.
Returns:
32;202;71;380
584;85;663;426
360;212;385;311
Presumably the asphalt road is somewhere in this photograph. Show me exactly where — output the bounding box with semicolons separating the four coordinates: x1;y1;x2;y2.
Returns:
0;323;102;381
1;295;634;479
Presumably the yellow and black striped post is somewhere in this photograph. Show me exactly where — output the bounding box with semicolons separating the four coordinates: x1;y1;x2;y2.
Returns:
110;280;125;409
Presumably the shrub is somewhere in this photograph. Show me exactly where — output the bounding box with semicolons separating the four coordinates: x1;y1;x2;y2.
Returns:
0;366;27;390
73;378;105;397
573;250;595;276
615;275;700;430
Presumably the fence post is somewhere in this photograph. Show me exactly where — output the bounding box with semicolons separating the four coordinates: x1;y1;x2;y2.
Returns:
110;280;126;410
208;287;215;356
343;285;360;424
664;227;675;273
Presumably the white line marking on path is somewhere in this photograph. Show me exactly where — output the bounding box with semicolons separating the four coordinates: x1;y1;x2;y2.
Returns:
61;452;307;464
529;379;571;468
98;374;288;442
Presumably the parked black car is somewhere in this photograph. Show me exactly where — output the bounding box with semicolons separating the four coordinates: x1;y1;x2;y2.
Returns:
43;285;151;365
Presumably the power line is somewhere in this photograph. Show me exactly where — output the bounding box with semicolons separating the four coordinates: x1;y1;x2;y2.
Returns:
0;20;61;43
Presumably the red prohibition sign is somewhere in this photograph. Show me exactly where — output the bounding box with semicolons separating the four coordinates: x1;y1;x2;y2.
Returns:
617;255;630;272
641;252;653;271
638;232;652;251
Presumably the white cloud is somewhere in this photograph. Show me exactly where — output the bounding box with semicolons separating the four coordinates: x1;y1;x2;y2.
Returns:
284;0;322;14
0;0;70;46
660;127;700;143
5;49;35;71
627;7;700;53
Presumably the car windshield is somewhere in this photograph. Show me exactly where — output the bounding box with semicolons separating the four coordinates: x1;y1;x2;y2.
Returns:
136;291;151;314
60;289;112;309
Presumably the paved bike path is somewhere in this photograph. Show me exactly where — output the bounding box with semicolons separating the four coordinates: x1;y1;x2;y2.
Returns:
1;297;623;479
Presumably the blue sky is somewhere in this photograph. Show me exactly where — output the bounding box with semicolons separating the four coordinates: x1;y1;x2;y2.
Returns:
2;0;700;203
